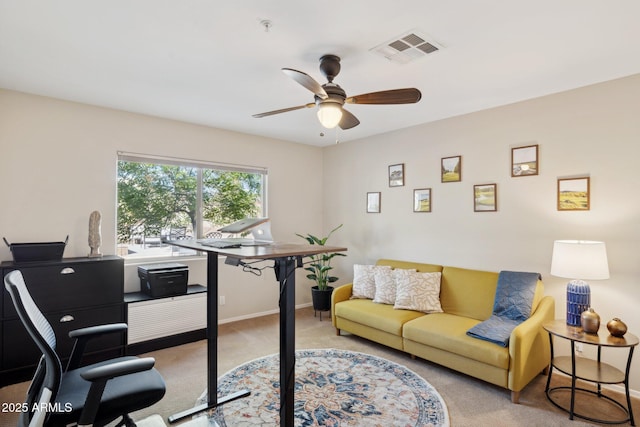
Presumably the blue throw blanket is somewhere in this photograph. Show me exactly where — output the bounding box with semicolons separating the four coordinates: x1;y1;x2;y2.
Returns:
466;271;540;347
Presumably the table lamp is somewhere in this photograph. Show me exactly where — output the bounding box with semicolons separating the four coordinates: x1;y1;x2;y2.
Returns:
550;240;609;327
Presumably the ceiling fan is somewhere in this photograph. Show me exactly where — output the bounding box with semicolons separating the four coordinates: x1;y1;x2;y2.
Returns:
253;54;422;130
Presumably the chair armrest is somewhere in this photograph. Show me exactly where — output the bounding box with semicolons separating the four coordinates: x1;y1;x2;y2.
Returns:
78;357;156;426
81;357;155;381
508;296;555;393
66;323;128;371
69;323;128;339
331;283;353;326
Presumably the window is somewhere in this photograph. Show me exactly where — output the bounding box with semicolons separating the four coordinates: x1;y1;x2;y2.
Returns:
117;153;267;258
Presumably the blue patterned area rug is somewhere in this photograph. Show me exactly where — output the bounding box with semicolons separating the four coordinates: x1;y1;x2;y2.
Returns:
197;348;449;427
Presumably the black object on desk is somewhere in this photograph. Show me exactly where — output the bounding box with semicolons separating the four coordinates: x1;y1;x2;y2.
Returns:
3;235;68;263
137;262;189;298
164;240;347;427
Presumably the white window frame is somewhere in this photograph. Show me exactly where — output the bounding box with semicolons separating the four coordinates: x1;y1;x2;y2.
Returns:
117;152;268;259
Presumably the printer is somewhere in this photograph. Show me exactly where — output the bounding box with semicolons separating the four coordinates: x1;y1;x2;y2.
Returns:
137;263;188;298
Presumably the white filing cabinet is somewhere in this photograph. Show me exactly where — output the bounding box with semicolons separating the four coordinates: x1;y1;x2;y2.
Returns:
125;285;207;353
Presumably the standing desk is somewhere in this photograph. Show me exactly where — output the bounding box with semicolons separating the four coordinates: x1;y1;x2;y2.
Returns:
165;240;347;426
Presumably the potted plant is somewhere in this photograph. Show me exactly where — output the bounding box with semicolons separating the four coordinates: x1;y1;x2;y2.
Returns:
296;224;346;319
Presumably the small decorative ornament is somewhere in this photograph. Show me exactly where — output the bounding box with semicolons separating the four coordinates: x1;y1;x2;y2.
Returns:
88;210;103;258
581;307;600;334
607;318;628;337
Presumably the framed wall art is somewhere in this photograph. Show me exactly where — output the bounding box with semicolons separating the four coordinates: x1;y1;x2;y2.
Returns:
441;156;461;182
413;188;432;212
389;163;405;187
511;144;539;177
474;184;497;212
557;177;590;210
367;192;381;213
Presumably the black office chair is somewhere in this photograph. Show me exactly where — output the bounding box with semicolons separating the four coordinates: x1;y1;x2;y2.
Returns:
4;270;166;427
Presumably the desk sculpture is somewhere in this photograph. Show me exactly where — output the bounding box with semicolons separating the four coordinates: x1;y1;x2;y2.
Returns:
88;210;102;257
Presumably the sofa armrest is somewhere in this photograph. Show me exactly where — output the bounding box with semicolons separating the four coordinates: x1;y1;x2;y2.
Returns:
508;295;555;395
331;283;353;326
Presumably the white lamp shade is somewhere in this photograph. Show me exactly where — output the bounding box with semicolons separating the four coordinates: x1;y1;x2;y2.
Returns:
317;104;342;129
550;240;610;280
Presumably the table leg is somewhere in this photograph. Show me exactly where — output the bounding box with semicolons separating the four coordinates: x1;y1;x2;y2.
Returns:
569;341;576;420
275;256;297;427
597;346;602;397
545;333;554;393
625;347;636;426
168;252;249;424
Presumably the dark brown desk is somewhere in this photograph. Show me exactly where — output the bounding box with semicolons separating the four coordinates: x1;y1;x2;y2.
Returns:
165;240;347;426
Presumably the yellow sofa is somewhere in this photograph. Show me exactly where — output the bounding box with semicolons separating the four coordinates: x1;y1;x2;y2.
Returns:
331;259;555;403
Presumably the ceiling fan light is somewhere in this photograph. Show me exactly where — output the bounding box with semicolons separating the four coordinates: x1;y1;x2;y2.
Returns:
317;104;342;129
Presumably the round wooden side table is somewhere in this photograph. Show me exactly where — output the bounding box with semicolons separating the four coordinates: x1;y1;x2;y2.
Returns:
543;319;638;425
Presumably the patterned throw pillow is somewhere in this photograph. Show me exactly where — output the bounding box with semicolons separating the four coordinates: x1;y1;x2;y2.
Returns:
394;271;443;313
351;265;391;299
373;268;416;305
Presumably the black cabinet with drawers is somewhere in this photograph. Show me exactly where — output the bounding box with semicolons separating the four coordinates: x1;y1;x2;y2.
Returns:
1;256;125;386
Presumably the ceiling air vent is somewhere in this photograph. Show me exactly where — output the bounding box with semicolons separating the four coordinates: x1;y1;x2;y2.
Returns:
371;30;442;64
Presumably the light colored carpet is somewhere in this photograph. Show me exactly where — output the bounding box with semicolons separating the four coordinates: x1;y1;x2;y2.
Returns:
136;414;168;427
1;306;638;426
198;348;448;426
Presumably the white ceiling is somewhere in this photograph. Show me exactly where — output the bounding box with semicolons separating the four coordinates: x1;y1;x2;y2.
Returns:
1;1;640;147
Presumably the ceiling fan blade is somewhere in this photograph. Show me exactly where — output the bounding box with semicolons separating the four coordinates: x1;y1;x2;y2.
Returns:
339;108;360;130
253;103;315;118
282;68;328;99
345;88;422;105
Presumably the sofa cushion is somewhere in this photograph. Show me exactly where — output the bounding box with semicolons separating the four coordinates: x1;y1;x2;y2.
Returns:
440;267;499;321
373;268;415;305
394;271;443;313
335;299;425;336
403;313;509;369
352;264;390;299
372;267;396;304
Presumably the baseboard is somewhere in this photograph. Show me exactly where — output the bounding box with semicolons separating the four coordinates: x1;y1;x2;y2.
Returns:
126;304;314;354
127;329;207;355
218;302;312;325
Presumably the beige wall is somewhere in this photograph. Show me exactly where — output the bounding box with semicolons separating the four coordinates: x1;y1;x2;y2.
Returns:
2;73;639;393
323;73;640;393
0;89;324;320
